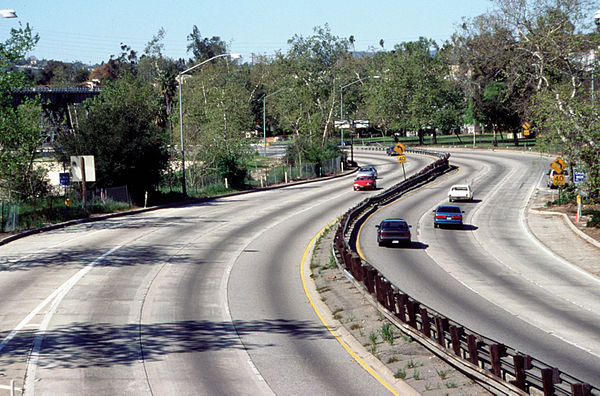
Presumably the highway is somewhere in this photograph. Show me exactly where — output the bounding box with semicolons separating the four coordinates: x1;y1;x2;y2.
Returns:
0;150;425;395
359;149;600;385
1;148;598;394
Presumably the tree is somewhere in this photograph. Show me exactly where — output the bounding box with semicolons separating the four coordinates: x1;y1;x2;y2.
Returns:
458;0;600;195
266;24;349;159
177;59;253;189
54;75;170;203
0;23;47;200
363;38;464;140
186;25;228;62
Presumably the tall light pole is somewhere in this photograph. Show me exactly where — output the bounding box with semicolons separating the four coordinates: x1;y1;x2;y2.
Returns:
339;75;380;146
178;53;242;196
259;88;286;156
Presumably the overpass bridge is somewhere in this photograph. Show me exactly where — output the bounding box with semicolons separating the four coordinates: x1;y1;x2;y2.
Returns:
11;87;101;153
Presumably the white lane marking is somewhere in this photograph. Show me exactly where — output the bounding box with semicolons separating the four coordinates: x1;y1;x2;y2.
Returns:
0;246;122;396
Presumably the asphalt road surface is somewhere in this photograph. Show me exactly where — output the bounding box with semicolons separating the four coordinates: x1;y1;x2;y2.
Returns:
358;149;600;386
0;150;427;395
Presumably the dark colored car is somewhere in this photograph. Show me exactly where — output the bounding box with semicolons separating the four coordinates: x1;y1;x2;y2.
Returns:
433;205;464;228
386;146;399;156
353;176;376;190
376;218;412;246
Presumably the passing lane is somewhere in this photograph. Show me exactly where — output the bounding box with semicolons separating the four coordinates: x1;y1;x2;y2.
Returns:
359;149;600;385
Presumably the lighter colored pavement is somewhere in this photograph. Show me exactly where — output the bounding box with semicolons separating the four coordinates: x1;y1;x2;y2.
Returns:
526;187;600;279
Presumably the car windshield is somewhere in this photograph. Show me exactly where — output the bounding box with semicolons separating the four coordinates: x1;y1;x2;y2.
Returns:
437;206;461;213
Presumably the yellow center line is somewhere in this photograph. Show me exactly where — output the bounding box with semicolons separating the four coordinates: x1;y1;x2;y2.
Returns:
301;221;400;395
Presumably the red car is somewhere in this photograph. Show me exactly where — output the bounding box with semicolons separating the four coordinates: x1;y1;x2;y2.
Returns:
353;176;376;190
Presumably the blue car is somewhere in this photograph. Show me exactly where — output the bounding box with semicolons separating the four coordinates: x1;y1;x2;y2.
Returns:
433;205;464;228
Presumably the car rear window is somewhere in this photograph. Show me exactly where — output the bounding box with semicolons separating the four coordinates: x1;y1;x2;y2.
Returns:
438;206;461;213
382;221;408;230
453;187;468;191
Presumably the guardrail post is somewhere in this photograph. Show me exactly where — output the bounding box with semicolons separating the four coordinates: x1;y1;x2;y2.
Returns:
510;354;531;391
467;334;480;366
489;344;507;378
407;301;419;329
350;253;361;278
375;276;384;304
396;293;408;323
387;286;396;315
449;325;464;357
434;317;449;347
541;368;557;396
419;308;431;338
365;267;376;294
572;383;592;396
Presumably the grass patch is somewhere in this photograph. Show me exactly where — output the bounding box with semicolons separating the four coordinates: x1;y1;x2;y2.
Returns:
394;368;407;379
380;323;395;345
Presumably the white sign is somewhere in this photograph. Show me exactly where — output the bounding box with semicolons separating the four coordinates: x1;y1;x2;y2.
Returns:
70;155;96;182
334;120;352;129
354;119;370;129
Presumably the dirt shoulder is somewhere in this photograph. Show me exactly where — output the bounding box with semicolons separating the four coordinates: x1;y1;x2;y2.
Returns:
309;226;491;395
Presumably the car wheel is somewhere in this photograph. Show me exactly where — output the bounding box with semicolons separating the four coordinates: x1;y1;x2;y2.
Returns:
434;223;438;228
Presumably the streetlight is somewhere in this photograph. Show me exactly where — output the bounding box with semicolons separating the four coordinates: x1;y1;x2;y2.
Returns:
339;75;380;148
178;53;242;196
259;88;287;156
0;9;17;18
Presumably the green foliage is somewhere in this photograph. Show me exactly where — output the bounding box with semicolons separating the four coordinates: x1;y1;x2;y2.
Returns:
54;75;170;203
363;37;464;136
394;368;407;379
582;209;600;227
0;23;47;200
380;323;395;345
179;59;253;190
216;153;247;189
451;0;600;193
186;25;228;62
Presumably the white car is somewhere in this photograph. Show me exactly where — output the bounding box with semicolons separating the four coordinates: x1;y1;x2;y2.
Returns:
448;184;473;202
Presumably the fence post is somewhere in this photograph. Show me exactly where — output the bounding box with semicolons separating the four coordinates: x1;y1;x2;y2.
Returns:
450;325;464;357
395;293;407;323
434;317;449;347
407;301;419;329
467;334;480;366
511;354;530;391
572;383;592;396
489;344;507;378
420;308;431;337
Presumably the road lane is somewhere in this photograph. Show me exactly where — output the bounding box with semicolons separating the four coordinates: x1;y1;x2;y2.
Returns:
0;149;431;394
359;149;600;385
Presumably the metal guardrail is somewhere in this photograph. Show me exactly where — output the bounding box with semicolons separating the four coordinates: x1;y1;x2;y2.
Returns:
333;148;599;396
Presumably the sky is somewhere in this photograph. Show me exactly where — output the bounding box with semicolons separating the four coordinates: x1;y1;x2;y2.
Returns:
0;0;493;65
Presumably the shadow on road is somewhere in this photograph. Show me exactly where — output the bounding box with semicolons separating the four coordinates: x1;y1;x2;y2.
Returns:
0;319;333;368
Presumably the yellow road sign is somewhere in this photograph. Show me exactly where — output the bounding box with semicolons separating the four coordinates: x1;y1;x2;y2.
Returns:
523;122;531;136
397;154;407;164
553;174;565;186
393;142;405;155
551;157;566;173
